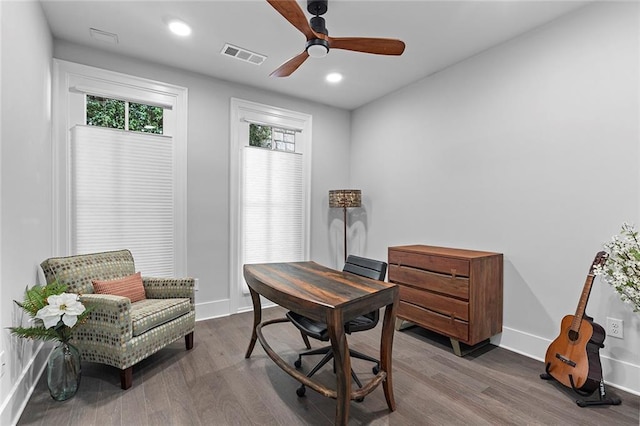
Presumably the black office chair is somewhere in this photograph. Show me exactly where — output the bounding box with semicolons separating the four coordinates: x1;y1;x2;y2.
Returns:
286;255;388;398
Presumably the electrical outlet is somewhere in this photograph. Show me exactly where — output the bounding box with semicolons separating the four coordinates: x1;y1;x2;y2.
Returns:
194;278;199;292
0;351;6;378
606;317;624;339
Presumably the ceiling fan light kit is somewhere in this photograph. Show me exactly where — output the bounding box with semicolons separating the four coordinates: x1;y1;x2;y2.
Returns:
267;0;405;77
306;39;329;58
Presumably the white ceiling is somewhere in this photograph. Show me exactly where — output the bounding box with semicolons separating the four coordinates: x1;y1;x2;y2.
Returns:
40;0;589;110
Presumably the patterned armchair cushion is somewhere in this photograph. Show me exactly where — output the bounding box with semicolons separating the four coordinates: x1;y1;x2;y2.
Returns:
130;298;191;337
40;249;135;295
143;277;195;309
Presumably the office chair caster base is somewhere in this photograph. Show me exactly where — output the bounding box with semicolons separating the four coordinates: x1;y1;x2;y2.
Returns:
296;384;306;397
294;358;302;368
372;364;380;375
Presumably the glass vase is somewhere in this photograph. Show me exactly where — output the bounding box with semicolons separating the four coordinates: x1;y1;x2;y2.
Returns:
47;341;81;401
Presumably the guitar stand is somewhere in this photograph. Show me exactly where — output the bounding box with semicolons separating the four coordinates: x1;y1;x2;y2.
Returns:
541;363;622;407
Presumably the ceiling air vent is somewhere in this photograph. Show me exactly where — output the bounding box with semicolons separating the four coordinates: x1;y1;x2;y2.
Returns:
221;43;266;66
89;28;119;44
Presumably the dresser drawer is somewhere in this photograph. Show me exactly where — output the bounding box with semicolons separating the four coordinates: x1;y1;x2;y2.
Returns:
388;264;469;300
389;249;470;277
399;286;469;321
398;301;469;342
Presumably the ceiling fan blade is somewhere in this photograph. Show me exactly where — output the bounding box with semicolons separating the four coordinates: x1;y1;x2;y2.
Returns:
328;37;406;55
267;0;316;40
270;51;310;77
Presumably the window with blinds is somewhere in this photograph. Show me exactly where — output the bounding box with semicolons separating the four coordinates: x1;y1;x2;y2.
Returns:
71;125;175;276
242;146;304;267
230;98;311;307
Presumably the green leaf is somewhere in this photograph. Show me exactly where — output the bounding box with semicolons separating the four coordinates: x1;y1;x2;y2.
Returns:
7;280;91;343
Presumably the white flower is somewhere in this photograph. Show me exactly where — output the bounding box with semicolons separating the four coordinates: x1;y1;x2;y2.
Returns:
596;223;640;312
35;293;86;329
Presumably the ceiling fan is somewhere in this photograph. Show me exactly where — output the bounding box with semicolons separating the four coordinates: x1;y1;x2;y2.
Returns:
267;0;406;77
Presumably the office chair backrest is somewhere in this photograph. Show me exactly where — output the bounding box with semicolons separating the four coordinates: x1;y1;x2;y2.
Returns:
342;255;387;332
343;255;387;281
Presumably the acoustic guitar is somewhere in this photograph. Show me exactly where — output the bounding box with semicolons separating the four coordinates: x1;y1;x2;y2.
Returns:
544;251;608;395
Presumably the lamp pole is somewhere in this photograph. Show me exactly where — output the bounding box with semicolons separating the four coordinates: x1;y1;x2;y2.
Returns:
329;189;361;265
342;205;348;263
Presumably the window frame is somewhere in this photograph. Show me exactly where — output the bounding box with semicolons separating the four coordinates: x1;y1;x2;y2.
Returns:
229;98;312;313
52;60;188;275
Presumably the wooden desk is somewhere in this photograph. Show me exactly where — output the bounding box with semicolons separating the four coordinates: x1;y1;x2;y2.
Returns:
243;261;399;425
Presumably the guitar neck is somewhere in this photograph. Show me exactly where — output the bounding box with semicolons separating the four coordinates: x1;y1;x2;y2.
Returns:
570;274;595;331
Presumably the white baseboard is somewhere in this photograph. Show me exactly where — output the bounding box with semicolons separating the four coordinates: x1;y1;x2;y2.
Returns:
0;343;50;426
194;298;232;321
495;326;640;396
194;298;277;322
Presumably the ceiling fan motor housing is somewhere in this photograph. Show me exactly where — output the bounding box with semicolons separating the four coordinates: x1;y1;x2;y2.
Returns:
307;12;330;57
307;0;328;16
310;16;328;35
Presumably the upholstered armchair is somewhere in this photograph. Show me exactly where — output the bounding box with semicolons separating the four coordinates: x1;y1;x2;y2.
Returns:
40;249;195;389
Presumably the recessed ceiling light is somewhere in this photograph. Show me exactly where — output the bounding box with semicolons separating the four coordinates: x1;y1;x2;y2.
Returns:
326;72;343;83
168;19;192;37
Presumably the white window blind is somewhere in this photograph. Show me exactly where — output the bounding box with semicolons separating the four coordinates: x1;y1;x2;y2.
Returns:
71;125;175;276
242;146;304;292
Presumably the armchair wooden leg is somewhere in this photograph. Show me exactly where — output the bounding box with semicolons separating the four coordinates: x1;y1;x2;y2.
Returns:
121;367;133;390
185;331;194;350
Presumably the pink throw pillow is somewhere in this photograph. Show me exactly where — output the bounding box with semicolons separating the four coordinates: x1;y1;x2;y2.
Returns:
92;272;146;303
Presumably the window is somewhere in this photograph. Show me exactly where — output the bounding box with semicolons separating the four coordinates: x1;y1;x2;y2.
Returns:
71;125;175;276
230;98;312;313
249;123;295;152
53;60;187;276
86;95;164;134
242;143;304;269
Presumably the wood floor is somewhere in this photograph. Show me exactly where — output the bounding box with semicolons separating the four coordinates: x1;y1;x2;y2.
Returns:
18;306;639;425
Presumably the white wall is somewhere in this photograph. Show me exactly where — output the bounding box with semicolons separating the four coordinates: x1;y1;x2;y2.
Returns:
52;42;352;317
351;2;639;393
0;1;54;424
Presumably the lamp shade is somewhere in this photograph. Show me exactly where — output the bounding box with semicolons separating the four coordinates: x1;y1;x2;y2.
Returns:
329;189;361;208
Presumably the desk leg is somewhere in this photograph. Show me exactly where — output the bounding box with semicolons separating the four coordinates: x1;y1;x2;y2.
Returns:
380;302;398;412
244;288;262;359
327;310;350;426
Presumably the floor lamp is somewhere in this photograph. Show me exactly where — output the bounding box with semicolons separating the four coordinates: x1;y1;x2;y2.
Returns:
329;189;361;263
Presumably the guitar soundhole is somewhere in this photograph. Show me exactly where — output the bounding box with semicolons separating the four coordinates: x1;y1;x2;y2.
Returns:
568;330;579;342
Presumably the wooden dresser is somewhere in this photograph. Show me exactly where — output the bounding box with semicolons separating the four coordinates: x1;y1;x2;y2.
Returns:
388;245;503;356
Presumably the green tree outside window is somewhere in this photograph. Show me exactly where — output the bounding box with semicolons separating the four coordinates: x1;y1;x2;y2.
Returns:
86;95;163;134
249;124;295;151
129;102;163;134
250;124;272;148
86;96;125;129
